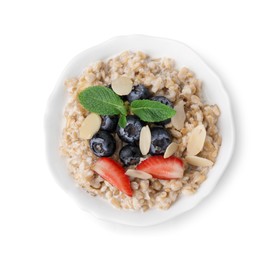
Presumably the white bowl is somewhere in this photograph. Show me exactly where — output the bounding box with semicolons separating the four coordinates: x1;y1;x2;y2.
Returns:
45;35;235;226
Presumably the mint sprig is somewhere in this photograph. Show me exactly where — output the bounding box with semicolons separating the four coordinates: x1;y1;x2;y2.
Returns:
131;100;176;122
78;86;176;127
118;115;127;128
78;86;127;116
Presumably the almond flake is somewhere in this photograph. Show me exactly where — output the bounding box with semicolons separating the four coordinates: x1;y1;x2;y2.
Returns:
79;113;102;139
171;100;186;130
111;76;133;96
164;142;178;158
125;169;152;179
185;155;213;167
187;124;206;156
139;125;151;155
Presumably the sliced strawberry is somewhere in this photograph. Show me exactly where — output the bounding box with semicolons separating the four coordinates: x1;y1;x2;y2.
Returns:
93;158;133;197
136;156;184;180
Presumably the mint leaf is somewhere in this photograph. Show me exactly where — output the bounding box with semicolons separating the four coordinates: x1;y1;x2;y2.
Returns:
78;86;127;116
131;100;176;122
118;115;127;128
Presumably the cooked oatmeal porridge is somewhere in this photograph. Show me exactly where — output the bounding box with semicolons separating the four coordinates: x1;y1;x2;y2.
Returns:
60;51;221;211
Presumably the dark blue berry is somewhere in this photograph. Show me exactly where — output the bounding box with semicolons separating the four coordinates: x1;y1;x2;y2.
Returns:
151;96;173;107
119;145;141;166
89;131;116;157
149;127;172;155
151;96;173;125
127;84;150;102
117;115;144;143
100;115;119;132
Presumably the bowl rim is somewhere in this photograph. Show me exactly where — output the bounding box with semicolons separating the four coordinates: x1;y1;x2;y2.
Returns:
44;34;235;226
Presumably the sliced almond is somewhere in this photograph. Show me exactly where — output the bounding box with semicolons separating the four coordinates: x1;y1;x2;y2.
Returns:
79;113;102;139
125;169;152;179
164;142;179;158
111;76;133;96
185;155;214;167
187;124;206;156
139;125;151;155
171;100;186;130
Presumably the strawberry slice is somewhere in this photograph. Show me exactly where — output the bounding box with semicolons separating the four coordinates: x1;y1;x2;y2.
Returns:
136;156;184;180
93;158;133;197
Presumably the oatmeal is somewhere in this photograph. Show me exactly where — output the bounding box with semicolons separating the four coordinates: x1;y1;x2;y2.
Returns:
60;51;221;211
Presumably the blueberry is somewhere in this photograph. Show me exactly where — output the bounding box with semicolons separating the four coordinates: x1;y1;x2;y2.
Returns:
100;115;119;132
150;96;173;125
119;145;141;166
151;96;173;107
89;131;116;157
149;127;172;155
127;84;150;102
117;115;144;143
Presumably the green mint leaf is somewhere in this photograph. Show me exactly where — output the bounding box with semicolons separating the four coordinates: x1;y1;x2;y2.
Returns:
131;100;176;122
118;115;127;128
78;86;127;116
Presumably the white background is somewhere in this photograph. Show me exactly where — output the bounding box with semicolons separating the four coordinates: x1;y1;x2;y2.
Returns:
0;0;276;259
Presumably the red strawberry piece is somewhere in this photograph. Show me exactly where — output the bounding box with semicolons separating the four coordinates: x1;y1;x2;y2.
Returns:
93;158;133;197
136;156;184;180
